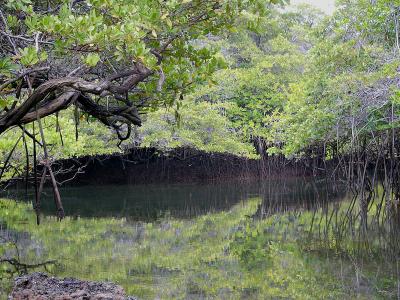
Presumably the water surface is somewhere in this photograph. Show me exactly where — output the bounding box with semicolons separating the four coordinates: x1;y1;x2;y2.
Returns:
2;177;374;299
3;177;345;221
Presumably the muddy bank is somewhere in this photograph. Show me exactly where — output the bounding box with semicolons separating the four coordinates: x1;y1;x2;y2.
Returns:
9;273;136;300
52;147;311;186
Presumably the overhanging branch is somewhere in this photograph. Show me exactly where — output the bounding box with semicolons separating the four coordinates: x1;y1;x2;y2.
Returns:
0;65;153;138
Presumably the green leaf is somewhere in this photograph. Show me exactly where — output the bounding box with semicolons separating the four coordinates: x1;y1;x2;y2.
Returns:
19;46;39;66
84;53;101;67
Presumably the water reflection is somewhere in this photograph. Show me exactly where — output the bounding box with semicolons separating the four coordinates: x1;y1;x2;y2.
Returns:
254;178;346;218
2;177;347;221
3;177;382;299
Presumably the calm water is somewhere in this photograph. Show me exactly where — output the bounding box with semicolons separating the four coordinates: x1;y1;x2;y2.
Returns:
2;177;345;221
1;177;357;299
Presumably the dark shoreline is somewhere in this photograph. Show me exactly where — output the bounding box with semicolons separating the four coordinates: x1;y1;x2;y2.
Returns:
46;147;316;186
2;147;339;193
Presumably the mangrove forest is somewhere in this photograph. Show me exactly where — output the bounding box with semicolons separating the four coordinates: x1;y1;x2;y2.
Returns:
1;0;400;299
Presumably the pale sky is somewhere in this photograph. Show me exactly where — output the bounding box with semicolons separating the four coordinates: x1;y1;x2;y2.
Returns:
289;0;336;15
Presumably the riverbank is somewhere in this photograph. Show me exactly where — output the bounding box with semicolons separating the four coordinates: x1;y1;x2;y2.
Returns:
4;147;321;189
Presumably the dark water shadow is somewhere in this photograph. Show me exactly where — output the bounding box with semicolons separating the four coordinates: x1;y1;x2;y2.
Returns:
254;178;347;218
1;177;347;221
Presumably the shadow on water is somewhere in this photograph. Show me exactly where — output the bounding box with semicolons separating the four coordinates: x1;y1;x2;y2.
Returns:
2;177;397;299
2;177;347;221
254;178;347;218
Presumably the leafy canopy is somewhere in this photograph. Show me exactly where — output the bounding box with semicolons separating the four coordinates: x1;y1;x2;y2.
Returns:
0;0;283;138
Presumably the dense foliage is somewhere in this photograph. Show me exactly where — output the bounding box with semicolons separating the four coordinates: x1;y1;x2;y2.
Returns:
268;0;400;157
138;100;256;156
0;0;283;181
0;0;272;135
135;0;400;161
1;0;399;166
184;0;400;159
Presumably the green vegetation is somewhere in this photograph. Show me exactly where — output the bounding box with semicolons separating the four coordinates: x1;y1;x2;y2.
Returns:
0;111;118;179
0;196;397;299
139;100;256;156
1;0;400;164
1;0;400;298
